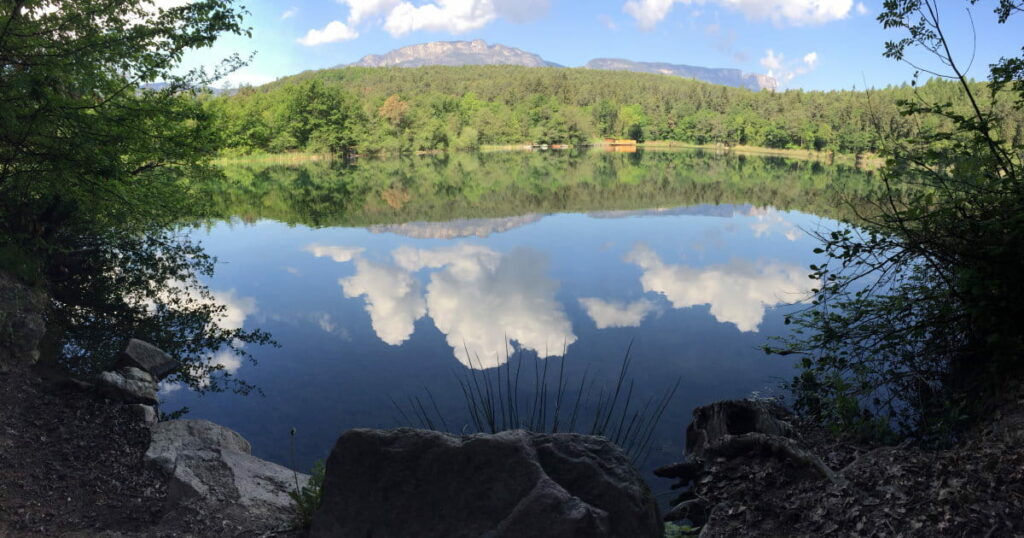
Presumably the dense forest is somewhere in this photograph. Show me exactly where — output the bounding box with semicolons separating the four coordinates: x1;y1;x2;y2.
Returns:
205;65;1024;156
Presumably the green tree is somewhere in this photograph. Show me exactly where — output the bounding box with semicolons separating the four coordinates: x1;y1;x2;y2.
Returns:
0;0;272;391
775;0;1024;441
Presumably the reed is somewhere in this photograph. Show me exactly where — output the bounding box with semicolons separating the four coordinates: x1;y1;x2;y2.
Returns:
397;341;679;466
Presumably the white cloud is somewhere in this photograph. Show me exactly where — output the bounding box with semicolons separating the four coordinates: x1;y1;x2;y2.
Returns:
317;243;573;368
623;0;854;28
625;245;814;332
384;0;497;36
579;298;657;329
760;49;783;71
281;6;298;19
210;289;257;331
748;208;802;241
317;0;547;38
622;0;677;30
217;69;277;89
414;246;575;369
158;381;183;395
855;2;868;15
803;51;819;69
340;258;427;346
316;313;337;333
759;48;820;84
393;244;501;280
298;20;359;46
342;0;401;24
305;243;366;263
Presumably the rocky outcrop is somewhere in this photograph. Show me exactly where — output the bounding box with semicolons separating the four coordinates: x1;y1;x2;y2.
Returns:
146;419;253;473
585;58;776;91
350;40;561;68
0;271;46;373
96;366;159;405
117;338;180;380
311;428;662;538
147;419;309;531
345;42;779;91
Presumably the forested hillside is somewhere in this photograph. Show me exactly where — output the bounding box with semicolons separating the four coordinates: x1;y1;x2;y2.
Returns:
205;65;1024;156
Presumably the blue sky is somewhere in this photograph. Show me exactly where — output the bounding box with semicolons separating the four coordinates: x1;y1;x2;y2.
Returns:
186;0;1022;91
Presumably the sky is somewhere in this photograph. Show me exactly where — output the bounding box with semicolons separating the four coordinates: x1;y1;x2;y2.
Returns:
183;0;1023;92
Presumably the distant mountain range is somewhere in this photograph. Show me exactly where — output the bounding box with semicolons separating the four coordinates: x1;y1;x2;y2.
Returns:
584;58;775;92
347;40;775;91
348;39;560;68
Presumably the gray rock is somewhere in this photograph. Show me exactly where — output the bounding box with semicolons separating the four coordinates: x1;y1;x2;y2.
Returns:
165;448;305;510
310;428;662;538
127;404;157;425
96;366;158;405
0;271;46;373
146;419;252;474
148;419;309;531
117;338;179;380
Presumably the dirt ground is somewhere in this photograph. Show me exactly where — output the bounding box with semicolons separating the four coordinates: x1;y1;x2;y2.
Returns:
680;393;1024;537
0;365;167;537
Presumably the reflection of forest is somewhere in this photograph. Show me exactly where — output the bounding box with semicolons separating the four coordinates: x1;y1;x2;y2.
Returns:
201;149;882;227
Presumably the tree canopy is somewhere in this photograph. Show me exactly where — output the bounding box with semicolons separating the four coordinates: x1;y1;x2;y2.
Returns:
205;64;1024;157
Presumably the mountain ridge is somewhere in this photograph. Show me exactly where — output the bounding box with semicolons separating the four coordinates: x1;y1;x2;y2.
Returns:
348;39;561;68
346;40;776;91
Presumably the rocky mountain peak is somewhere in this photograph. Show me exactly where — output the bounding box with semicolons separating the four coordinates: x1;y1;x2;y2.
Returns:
349;40;561;68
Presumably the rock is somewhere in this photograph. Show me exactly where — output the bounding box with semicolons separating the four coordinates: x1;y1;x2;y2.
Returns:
0;271;47;373
310;428;662;538
96;366;158;405
117;338;179;380
146;419;252;474
685;399;794;459
127;404;157;425
147;419;308;532
165;446;307;515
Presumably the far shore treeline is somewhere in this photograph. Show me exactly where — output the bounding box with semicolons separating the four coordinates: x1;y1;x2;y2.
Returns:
204;65;1024;156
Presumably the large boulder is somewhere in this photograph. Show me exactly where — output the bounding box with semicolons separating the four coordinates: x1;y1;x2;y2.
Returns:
117;338;180;380
96;366;158;405
0;271;46;373
310;428;662;538
146;419;308;531
146;419;252;474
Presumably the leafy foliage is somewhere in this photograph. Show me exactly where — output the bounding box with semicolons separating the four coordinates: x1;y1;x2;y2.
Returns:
0;1;273;390
205;64;1024;156
289;459;326;529
773;0;1024;443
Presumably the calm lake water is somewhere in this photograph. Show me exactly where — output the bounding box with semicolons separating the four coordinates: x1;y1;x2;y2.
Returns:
161;149;871;490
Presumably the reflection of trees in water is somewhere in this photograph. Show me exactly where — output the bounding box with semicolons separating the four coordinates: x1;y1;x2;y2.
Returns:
47;228;274;394
205;150;887;229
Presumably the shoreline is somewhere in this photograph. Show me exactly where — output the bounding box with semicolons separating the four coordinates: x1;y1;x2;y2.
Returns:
213;143;884;170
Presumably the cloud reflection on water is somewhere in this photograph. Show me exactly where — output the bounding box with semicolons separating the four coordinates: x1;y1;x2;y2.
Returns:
317;243;576;368
625;244;812;332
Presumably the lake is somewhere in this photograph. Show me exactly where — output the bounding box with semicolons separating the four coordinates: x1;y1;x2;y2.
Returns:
160;149;872;492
